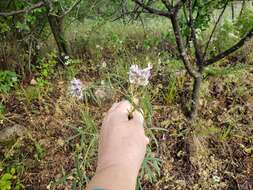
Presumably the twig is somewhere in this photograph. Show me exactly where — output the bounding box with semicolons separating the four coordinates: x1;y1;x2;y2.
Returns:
203;0;229;60
188;0;203;66
132;0;170;17
60;0;82;18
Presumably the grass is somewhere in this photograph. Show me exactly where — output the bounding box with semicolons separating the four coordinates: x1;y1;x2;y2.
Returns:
1;15;253;189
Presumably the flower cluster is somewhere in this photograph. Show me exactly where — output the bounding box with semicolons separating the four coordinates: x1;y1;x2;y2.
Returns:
69;78;83;100
64;55;72;66
129;64;152;86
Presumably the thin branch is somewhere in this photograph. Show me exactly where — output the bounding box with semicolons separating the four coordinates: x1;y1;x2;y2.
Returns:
174;0;187;11
170;15;199;78
60;0;82;18
188;0;203;66
132;0;170;17
239;0;246;17
0;1;44;17
161;0;172;10
204;28;253;66
112;10;146;22
203;0;229;59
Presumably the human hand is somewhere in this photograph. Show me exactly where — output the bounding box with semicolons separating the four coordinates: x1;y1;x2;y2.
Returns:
97;100;149;175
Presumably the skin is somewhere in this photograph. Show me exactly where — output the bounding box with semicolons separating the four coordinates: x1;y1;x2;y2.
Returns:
86;100;149;190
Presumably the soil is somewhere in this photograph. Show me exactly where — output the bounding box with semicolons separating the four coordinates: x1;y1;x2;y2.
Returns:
1;66;253;190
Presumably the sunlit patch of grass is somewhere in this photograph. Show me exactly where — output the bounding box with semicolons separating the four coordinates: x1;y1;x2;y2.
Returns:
137;147;163;190
205;63;250;80
0;103;5;121
193;120;221;138
50;109;99;189
0;131;50;190
163;77;177;105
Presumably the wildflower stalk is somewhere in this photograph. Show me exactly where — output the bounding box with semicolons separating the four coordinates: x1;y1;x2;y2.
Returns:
127;64;152;120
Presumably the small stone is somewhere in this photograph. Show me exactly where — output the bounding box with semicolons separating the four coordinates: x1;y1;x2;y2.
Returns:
94;85;114;103
0;125;26;143
30;79;37;85
57;138;65;147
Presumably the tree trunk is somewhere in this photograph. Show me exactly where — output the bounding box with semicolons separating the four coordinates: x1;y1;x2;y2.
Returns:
189;75;202;119
47;14;69;59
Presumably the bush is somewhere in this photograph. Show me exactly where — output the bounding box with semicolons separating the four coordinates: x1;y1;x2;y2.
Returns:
235;8;253;37
0;71;18;93
214;19;239;53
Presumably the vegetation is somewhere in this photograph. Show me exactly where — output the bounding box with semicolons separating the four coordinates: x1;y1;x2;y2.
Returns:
0;0;253;189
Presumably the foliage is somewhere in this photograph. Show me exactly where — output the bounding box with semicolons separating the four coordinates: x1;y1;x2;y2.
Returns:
139;147;162;184
0;167;23;190
214;19;239;52
35;51;58;81
0;71;18;93
235;8;253;37
180;0;232;37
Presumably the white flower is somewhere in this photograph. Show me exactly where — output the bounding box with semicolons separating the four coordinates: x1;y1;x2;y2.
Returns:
65;60;71;66
101;80;105;85
36;45;41;50
101;61;107;68
158;58;161;65
162;134;166;141
68;78;83;100
129;64;152;86
64;55;70;60
212;175;220;183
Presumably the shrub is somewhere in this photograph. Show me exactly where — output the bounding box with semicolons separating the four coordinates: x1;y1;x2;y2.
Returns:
235;8;253;37
0;71;18;93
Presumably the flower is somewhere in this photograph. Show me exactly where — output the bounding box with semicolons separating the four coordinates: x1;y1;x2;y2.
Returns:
212;175;220;183
64;55;70;60
69;78;83;100
36;45;41;50
162;134;166;141
65;60;71;66
101;61;107;68
129;64;152;86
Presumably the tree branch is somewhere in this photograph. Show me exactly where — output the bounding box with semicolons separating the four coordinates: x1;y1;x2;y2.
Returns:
0;1;44;17
203;0;229;59
132;0;170;17
161;0;172;10
170;14;199;78
174;0;187;11
188;0;203;67
60;0;82;18
204;28;253;66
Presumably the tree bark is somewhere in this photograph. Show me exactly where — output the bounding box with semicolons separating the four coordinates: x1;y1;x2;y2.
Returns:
189;74;202;119
47;14;69;58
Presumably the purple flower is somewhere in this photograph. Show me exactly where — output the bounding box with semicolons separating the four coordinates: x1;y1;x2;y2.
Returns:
129;64;152;86
69;78;83;100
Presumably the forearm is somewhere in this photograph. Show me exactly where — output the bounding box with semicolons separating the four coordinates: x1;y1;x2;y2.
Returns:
86;164;138;190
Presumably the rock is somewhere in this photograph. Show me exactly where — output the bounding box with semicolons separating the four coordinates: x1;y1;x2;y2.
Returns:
30;78;37;85
94;85;114;103
0;124;26;143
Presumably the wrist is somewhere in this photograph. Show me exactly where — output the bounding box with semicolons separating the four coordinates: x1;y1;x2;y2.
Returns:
87;164;138;190
97;162;139;179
